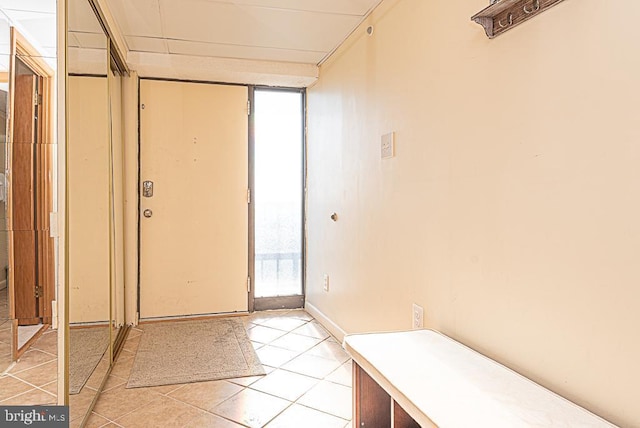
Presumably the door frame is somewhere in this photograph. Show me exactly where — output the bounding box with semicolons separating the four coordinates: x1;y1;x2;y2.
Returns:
7;28;55;358
249;86;306;312
135;79;307;316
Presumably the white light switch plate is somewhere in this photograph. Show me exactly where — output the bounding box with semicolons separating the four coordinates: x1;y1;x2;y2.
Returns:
381;132;395;159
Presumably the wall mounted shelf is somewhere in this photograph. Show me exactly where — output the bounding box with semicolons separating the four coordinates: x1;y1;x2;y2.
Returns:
471;0;566;38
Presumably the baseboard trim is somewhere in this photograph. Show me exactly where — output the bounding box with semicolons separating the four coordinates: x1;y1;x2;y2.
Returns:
139;312;248;324
305;302;347;343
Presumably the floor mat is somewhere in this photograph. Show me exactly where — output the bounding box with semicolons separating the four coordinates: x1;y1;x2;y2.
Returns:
127;318;264;388
69;327;109;394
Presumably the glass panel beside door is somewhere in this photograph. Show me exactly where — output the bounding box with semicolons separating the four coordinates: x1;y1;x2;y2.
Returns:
252;88;305;310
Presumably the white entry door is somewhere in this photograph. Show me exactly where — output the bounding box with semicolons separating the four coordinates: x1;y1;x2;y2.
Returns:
139;79;249;319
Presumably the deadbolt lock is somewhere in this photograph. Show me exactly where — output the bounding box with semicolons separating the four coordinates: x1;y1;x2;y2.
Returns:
143;209;153;218
143;180;154;197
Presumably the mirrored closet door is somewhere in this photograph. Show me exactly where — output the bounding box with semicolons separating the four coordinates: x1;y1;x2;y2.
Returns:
66;0;128;425
0;5;56;371
0;9;11;375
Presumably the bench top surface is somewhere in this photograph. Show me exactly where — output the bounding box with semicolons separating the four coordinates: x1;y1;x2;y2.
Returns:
343;329;616;428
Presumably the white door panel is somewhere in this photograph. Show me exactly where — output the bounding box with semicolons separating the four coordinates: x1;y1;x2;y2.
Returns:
139;79;248;318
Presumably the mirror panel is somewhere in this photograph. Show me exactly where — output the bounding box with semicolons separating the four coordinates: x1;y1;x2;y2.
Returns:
108;62;124;355
0;11;10;374
67;0;111;424
2;9;56;366
0;4;58;407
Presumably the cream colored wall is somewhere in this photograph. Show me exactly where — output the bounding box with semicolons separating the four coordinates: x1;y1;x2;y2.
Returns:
122;71;138;325
306;0;640;426
68;76;109;323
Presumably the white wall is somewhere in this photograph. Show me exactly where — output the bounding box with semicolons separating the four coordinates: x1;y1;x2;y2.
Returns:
306;0;640;426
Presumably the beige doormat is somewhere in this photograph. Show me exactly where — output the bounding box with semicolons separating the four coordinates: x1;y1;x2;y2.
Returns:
69;327;109;394
127;318;264;388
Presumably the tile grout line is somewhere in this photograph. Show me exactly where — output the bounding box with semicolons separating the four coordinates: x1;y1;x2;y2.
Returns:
294;401;351;423
4;373;57;393
161;392;253;428
0;380;57;404
7;355;58;375
92;394;165;426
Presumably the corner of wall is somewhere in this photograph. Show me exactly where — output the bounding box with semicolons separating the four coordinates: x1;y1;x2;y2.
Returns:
305;302;347;343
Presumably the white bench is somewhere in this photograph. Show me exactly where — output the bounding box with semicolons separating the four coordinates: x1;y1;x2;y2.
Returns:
343;330;617;428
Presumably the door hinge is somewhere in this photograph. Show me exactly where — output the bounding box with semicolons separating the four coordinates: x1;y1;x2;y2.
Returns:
247;99;251;116
247;188;251;204
34;285;43;298
247;276;251;293
34;91;40;106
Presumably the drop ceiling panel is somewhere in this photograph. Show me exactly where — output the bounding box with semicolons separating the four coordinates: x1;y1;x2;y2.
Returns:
203;0;380;16
74;32;108;50
167;39;325;64
68;46;108;74
106;0;164;37
161;0;361;53
0;1;56;70
0;0;55;14
69;1;105;34
9;13;56;49
0;17;8;46
127;36;168;54
2;9;51;21
103;0;383;72
68;32;81;49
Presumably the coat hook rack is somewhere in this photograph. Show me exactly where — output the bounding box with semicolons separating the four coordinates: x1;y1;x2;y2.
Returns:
471;0;567;38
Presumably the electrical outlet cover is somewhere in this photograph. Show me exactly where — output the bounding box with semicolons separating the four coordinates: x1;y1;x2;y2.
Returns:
381;132;395;159
412;303;424;329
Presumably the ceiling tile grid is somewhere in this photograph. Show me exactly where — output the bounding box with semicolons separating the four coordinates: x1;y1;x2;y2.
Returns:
166;39;325;64
126;35;168;54
0;0;56;68
105;0;382;65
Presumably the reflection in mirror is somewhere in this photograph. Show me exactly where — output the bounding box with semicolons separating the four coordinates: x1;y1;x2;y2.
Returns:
2;3;56;375
108;63;124;359
67;0;111;423
0;11;8;373
11;55;47;351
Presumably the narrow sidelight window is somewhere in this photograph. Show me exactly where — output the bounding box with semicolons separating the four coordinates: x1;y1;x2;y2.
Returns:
253;89;304;302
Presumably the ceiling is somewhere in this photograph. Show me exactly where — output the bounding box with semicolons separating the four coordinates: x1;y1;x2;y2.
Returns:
0;0;384;85
104;0;383;66
0;0;57;72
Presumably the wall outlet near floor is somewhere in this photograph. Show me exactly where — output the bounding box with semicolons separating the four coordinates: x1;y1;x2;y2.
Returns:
412;303;424;329
323;274;330;292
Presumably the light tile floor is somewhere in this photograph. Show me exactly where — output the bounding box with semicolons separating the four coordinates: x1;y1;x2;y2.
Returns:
0;287;13;371
0;327;58;406
87;310;353;427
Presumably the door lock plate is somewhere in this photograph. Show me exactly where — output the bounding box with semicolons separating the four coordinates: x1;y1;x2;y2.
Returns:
143;180;154;197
